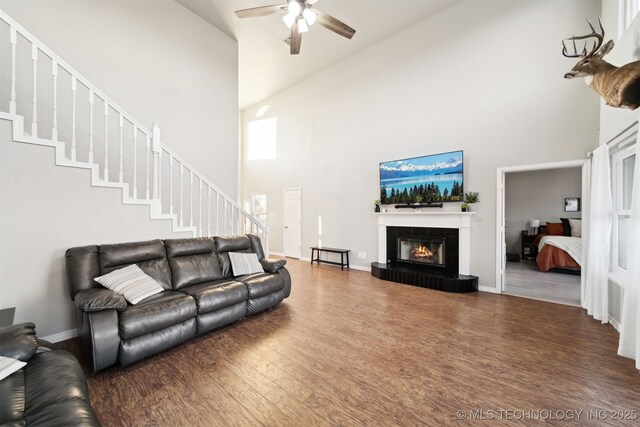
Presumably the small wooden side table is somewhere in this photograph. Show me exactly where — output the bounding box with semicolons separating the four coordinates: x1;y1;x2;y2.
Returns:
521;230;537;260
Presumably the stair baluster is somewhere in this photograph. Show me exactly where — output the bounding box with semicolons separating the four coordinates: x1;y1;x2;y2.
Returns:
145;134;150;200
51;61;58;141
207;187;211;236
9;27;16;114
71;77;77;161
216;193;220;236
118;114;124;183
88;91;94;163
31;44;38;137
189;170;194;228
132;126;138;198
103;102;109;181
198;179;203;237
151;124;160;205
169;155;174;214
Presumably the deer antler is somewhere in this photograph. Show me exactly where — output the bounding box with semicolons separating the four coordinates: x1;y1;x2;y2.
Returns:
562;18;604;58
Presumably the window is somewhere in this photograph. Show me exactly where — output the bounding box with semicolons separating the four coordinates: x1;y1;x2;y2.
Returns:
251;193;268;226
247;118;277;160
611;143;636;283
619;0;640;37
243;193;267;234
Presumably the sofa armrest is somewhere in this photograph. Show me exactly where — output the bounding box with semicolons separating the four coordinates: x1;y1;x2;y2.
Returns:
0;322;38;362
260;258;287;273
74;288;127;313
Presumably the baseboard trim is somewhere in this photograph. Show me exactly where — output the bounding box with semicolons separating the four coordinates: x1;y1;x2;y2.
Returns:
609;315;620;332
41;328;77;343
479;285;499;294
269;251;285;257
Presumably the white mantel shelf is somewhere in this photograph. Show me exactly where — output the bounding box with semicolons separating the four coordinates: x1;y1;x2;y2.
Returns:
376;210;476;275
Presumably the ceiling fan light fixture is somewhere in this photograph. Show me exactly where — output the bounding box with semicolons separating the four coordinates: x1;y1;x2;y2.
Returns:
282;12;296;28
302;8;316;26
287;0;301;16
297;17;309;33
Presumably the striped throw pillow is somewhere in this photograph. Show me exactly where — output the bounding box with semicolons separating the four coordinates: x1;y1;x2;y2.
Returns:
229;252;264;276
94;264;164;305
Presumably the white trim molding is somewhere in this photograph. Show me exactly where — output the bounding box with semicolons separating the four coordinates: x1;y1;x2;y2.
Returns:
495;159;589;295
41;328;78;343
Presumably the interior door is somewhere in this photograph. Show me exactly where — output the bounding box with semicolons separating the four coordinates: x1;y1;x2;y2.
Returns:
283;188;301;258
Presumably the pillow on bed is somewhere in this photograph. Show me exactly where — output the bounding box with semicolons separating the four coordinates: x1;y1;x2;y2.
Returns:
546;222;564;236
560;218;572;236
569;219;582;237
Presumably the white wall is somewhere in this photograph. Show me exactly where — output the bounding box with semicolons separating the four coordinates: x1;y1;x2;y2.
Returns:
0;0;239;198
0;0;239;337
0;122;192;337
240;0;601;290
505;168;582;253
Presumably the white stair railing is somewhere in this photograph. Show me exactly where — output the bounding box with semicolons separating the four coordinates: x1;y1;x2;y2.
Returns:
0;9;268;252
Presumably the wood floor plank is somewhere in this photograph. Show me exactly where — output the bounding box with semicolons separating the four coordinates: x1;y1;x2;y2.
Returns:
55;258;640;427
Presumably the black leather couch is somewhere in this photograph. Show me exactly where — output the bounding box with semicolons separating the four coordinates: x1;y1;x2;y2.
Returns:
65;234;290;372
0;322;100;426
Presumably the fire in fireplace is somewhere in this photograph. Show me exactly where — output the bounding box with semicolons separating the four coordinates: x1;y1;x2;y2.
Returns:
398;237;445;267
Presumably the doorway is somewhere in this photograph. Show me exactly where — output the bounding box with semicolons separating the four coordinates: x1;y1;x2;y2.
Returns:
496;160;589;306
283;188;301;258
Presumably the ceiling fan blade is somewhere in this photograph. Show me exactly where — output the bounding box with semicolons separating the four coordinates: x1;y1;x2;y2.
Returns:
235;5;286;18
290;23;302;55
307;0;320;4
315;9;355;39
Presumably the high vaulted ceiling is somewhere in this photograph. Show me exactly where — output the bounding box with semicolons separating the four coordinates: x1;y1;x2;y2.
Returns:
176;0;460;109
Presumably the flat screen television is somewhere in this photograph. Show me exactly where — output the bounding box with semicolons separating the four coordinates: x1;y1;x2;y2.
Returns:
379;150;463;204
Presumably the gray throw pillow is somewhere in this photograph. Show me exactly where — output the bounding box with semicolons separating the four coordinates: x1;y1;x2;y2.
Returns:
94;264;164;304
229;252;264;276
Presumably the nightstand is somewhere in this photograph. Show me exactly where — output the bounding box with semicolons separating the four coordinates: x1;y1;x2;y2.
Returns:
521;230;537;260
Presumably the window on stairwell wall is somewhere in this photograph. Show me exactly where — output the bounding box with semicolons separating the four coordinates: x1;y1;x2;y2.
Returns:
247;118;277;160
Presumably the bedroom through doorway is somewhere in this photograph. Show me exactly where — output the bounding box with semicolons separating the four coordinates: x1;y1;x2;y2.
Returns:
496;160;589;306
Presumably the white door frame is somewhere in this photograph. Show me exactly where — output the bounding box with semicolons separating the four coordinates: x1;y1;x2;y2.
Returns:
283;187;301;258
495;159;589;299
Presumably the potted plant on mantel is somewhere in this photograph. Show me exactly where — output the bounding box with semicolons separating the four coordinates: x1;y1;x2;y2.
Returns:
374;199;381;213
461;192;480;212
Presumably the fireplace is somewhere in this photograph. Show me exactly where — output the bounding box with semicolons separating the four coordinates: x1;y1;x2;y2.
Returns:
372;212;477;293
386;226;459;275
398;237;445;267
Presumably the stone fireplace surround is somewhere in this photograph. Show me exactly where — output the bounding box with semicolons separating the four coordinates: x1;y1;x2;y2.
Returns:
371;211;478;293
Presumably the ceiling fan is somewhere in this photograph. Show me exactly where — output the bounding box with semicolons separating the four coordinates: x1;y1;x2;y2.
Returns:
235;0;356;55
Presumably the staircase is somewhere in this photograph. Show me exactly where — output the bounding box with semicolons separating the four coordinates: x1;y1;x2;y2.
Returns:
0;10;268;252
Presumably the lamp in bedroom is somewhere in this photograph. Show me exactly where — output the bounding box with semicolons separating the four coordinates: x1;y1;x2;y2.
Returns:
529;219;540;235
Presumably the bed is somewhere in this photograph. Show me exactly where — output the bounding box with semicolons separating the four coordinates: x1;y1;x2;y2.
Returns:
533;221;582;274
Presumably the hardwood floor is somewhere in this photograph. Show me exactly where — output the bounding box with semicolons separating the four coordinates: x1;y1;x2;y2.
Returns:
504;260;581;306
56;259;640;426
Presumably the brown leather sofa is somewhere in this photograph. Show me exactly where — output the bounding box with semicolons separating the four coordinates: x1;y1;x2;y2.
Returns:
65;234;290;372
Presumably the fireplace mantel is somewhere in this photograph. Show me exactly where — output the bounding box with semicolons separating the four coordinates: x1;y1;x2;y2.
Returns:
376;211;476;275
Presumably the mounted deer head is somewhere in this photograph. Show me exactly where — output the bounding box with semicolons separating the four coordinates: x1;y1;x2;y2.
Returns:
562;18;640;110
